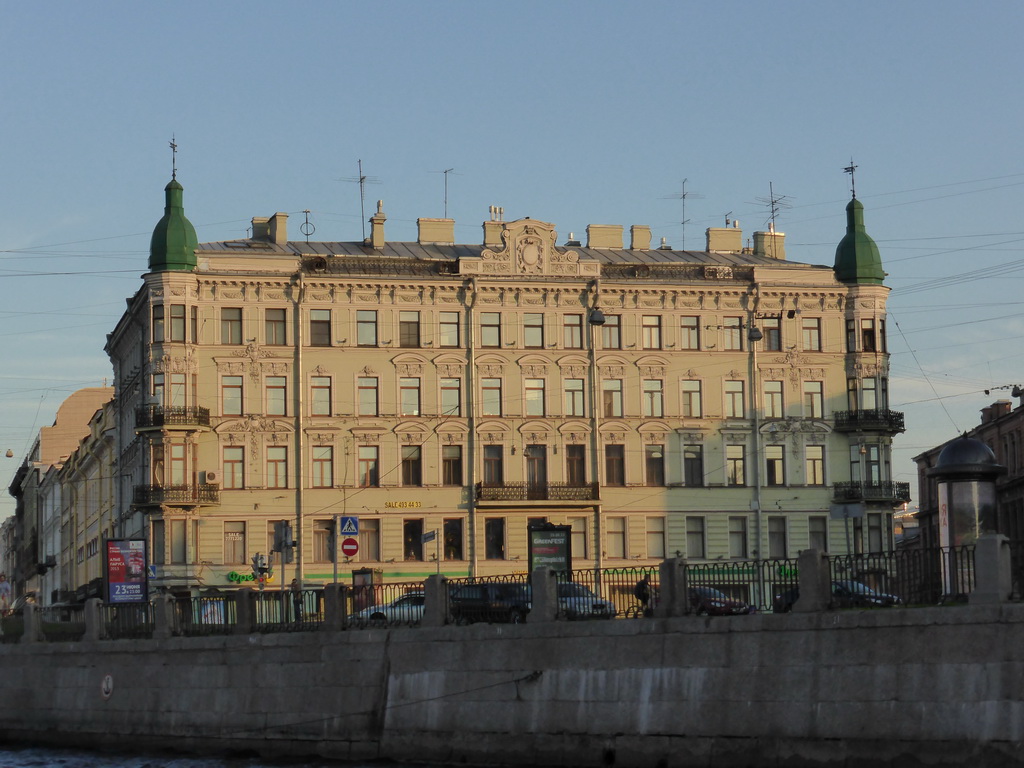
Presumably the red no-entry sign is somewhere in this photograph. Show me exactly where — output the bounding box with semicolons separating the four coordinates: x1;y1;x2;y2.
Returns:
341;537;359;557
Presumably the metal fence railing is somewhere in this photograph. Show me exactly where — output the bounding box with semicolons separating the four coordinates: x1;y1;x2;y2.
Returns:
828;546;976;606
38;604;87;642
446;573;530;625
254;588;324;633
174;596;237;637
102;602;154;640
687;559;800;614
0;609;25;643
346;581;425;629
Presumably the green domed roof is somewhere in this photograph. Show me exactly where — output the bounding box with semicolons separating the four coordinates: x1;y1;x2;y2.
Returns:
834;198;884;284
149;178;198;272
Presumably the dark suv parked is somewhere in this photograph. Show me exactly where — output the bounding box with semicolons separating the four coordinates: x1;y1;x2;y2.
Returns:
449;582;532;624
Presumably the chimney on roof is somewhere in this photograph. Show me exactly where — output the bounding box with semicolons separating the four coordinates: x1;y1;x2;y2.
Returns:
418;218;455;245
630;225;651;250
268;212;288;245
251;217;270;241
993;400;1013;419
753;224;786;260
706;221;742;253
369;200;387;250
483;205;504;247
586;224;623;249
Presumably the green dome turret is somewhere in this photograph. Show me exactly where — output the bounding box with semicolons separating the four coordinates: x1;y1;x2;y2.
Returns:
834;197;884;284
149;178;198;272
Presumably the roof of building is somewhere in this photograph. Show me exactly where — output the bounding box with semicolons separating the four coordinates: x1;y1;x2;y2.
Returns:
834;197;885;284
149;178;199;272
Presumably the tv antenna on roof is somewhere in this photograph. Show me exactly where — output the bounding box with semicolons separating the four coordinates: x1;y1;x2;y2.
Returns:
432;168;458;219
843;159;858;199
340;160;381;241
662;178;703;250
169;134;178;180
753;181;791;232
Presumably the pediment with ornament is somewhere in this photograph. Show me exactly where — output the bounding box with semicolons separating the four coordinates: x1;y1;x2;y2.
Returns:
459;218;600;278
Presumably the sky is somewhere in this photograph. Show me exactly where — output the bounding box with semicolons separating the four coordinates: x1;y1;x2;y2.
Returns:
2;1;1024;519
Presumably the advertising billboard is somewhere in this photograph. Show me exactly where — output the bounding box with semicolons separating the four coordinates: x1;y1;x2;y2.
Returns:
105;539;148;604
528;523;572;574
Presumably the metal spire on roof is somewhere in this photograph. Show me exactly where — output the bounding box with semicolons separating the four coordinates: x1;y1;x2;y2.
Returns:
169;134;178;180
844;159;858;199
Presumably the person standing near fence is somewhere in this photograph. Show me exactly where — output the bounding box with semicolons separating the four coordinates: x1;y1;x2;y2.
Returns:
290;579;302;623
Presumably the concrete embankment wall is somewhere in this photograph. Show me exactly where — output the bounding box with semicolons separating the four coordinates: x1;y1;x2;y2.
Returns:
1;605;1023;767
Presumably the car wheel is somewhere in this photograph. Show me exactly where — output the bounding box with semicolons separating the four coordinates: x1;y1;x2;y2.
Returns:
509;610;526;625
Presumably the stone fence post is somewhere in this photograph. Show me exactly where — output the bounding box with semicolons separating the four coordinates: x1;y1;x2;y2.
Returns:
421;574;448;627
232;588;254;635
970;533;1012;605
22;603;40;644
655;557;688;618
153;593;175;639
323;583;349;631
794;548;830;612
530;568;558;622
84;598;103;641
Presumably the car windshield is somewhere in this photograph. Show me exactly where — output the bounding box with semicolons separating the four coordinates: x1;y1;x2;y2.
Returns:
837;581;878;595
695;587;729;599
558;583;596;598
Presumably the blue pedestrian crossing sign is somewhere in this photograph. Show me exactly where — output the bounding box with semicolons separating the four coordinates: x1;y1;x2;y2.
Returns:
339;516;359;536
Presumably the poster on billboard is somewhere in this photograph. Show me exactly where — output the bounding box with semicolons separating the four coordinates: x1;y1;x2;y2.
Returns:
528;523;572;574
105;539;148;604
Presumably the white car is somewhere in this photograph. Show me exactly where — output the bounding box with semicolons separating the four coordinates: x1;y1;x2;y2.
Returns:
348;592;425;627
558;583;615;620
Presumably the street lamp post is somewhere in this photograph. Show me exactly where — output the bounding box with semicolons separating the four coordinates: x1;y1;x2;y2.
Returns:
747;321;764;603
587;298;606;593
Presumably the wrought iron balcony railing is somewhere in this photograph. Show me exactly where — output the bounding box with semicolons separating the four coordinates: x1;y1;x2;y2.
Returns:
832;480;911;504
476;482;600;502
133;484;221;506
832;409;906;434
135;405;212;429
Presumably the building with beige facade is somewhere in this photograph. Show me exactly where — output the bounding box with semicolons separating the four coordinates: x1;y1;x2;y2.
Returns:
100;177;906;595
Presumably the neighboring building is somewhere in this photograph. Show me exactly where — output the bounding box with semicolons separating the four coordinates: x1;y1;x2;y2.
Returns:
914;398;1024;547
99;176;905;595
7;387;112;602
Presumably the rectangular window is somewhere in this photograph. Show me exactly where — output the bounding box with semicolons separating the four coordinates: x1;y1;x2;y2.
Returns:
169;304;186;342
809;515;829;552
603;379;623;417
310;376;331;416
404;519;424;561
359;519;380;562
570;517;588;559
726;445;745;486
399;311;421;348
191;306;198;343
444;518;464;560
223;446;244;489
169;374;185;407
564;378;585;416
680;316;700;350
266;376;287;416
313;520;333;563
805;445;825;485
846;319;857;353
646;517;666;559
170;519;189;565
309;309;331;347
768;516;787;559
642;315;662;349
442;446;463;486
169;443;186;485
684;446;704;487
763;317;781;351
686;517;706;560
802;318;822;351
222;307;242;345
400;377;421;416
266;308;287;345
222;376;243;416
526;445;548;491
152;304;165;343
879;319;887;352
358;446;379;487
481;312;501;347
224;522;246;565
563;314;583;348
152;444;164;486
401;445;423;486
724;317;743;350
643;380;664;417
566;445;586;486
606;517;626;559
152;520;165;565
602;315;621;349
645;445;665;486
481;378;502;416
605;445;625;486
764;381;784;418
862;378;878;410
312;446;333;488
152;373;164;405
681;380;702;418
358;377;378;416
485;518;506;560
861;319;877;352
729;516;748;559
725;381;745;418
439;311;460;348
803;381;824;418
525;378;546;416
765;445;785;486
440;378;461;417
357;310;377;346
266;446;288;489
867;512;884;553
524;313;544;348
483;445;503;485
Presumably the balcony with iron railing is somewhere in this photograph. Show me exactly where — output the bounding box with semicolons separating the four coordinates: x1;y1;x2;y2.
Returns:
476;482;600;502
832;409;906;434
135;405;212;430
133;484;221;506
832;480;911;504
